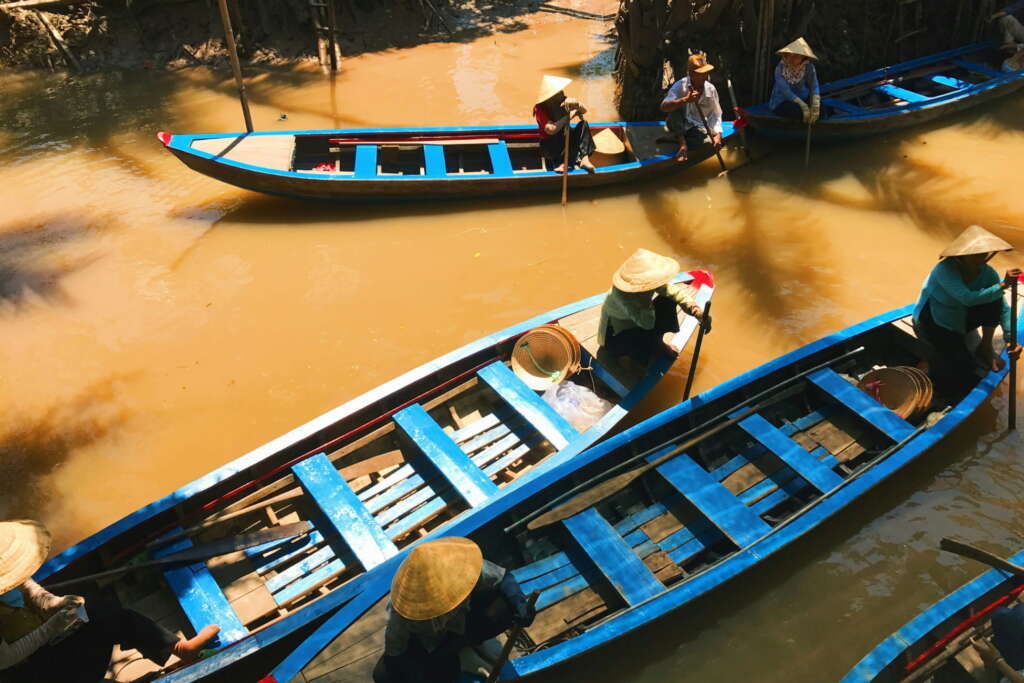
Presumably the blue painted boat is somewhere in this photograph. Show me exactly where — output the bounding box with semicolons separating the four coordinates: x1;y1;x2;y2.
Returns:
841;548;1024;682
742;42;1024;142
33;271;714;682
264;295;1021;683
156;120;737;202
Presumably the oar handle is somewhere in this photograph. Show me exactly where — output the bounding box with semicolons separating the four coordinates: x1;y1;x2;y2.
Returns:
1010;277;1018;430
484;591;541;683
683;300;712;401
941;537;1024;576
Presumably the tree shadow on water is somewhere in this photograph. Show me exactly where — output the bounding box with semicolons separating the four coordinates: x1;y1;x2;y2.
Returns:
0;217;99;312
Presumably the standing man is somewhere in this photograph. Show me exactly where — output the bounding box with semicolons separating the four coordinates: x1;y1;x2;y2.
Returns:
660;53;723;163
994;1;1024;52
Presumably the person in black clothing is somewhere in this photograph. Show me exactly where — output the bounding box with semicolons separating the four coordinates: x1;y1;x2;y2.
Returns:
532;75;596;174
994;0;1024;51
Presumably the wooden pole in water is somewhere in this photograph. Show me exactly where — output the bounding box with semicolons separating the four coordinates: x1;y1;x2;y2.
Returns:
326;0;339;72
216;0;254;133
1011;277;1018;430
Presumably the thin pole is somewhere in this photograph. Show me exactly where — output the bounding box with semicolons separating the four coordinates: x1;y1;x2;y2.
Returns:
216;0;254;133
804;120;812;168
1011;277;1018;430
327;0;339;72
683;300;711;400
561;115;572;206
483;592;540;683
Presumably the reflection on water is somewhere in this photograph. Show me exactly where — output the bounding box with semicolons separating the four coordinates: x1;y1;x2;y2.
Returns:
1;0;1024;679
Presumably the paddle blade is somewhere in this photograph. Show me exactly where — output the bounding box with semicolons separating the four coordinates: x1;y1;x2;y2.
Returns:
940;537;1024;576
526;467;648;531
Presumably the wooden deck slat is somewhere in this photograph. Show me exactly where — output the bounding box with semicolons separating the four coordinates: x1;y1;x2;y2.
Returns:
950;58;1004;78
823;97;869;115
737;413;844;493
930;74;971;90
807;367;915;442
190;134;296;171
477;362;578;449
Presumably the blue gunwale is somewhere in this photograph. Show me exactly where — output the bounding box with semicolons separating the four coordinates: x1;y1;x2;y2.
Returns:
266;301;1017;683
840;549;1024;682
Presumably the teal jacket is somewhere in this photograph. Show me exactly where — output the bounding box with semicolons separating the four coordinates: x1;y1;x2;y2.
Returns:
912;259;1010;333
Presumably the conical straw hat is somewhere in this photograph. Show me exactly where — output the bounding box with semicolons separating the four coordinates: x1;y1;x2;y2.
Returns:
939;225;1013;258
0;520;51;594
391;537;483;621
612;249;680;293
777;37;818;61
536;75;572;105
593;128;625;155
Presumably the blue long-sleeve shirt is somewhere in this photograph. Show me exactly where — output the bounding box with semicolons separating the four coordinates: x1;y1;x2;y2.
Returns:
912;259;1010;334
1004;0;1024;20
768;62;821;110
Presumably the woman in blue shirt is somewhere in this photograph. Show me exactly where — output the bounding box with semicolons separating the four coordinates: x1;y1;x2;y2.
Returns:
768;38;821;124
913;225;1021;398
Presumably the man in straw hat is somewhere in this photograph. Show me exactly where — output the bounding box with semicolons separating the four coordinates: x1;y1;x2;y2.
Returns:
660;53;724;163
598;248;710;364
992;1;1024;53
0;519;220;681
532;75;596;174
768;37;822;124
374;537;533;682
913;225;1022;398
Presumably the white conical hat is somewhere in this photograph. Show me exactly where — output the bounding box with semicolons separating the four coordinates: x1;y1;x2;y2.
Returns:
536;75;572;105
939;225;1013;258
593;128;625;155
777;37;818;61
0;520;51;594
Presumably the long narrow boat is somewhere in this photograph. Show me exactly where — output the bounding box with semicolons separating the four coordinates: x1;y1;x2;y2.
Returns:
842;548;1024;682
265;294;1021;683
741;42;1024;142
156;121;737;202
34;271;714;682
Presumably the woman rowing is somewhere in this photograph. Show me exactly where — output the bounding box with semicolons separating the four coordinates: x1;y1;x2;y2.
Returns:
533;75;596;174
0;519;220;682
913;225;1022;398
768;38;822;124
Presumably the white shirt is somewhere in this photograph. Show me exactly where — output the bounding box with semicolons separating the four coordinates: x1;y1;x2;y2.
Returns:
663;77;724;135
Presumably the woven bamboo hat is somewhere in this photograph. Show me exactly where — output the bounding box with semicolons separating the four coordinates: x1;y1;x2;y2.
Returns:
777;37;818;61
857;367;932;420
511;324;581;391
391;537;483;621
613;248;680;293
593;128;626;155
939;225;1013;258
0;520;51;594
536;75;572;105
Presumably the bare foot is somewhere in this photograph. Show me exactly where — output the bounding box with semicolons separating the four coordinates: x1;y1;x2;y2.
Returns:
664;338;684;355
581;159;596;174
976;346;1005;372
173;625;220;663
675;144;688;163
554;163;566;173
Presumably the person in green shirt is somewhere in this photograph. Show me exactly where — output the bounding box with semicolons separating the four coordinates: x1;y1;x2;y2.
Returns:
598;248;709;363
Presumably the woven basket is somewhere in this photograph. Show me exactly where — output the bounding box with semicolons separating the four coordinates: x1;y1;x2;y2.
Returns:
511;325;581;391
857;366;933;420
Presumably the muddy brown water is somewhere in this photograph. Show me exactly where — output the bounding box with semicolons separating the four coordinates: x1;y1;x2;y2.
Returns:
2;1;1024;680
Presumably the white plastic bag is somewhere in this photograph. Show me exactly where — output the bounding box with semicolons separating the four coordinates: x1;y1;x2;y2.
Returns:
542;381;613;432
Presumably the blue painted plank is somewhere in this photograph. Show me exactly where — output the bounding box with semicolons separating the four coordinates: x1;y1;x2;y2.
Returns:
563;508;664;606
458;422;513;457
822;97;868;115
581;348;629;399
273;557;346;605
247;531;325;575
154;532;247;645
393;404;498;507
651;452;771;547
385;495;448;539
875;83;929;102
423;145;447;178
483;443;531;477
472;432;521;470
265;545;339;594
451;412;501;444
488;142;515;176
477;362;578;449
930;74;971;90
807;367;915;441
951;58;1004;78
292;453;398;569
737;414;844;493
353;145;377;178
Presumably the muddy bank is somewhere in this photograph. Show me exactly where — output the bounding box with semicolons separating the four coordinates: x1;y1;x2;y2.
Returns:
0;0;541;72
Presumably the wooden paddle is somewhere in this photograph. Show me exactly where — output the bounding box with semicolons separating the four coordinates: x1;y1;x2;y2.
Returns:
691;88;727;175
483;591;540;683
45;522;311;590
1011;276;1019;430
941;537;1024;576
804;119;813;169
682;300;711;401
560;109;575;206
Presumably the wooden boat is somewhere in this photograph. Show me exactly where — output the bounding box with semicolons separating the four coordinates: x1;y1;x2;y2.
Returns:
841;547;1024;683
264;294;1021;683
741;42;1024;142
33;271;714;682
156;121;737;202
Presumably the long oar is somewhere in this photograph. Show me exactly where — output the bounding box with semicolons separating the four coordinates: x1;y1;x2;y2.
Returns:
719;55;750;161
803;119;813;169
941;537;1024;576
560;112;573;206
509;344;867;533
692;91;728;176
45;522;311;590
483;591;540;683
682;300;712;401
1011;276;1018;430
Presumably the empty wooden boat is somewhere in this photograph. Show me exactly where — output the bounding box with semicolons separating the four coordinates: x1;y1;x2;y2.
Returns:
266;294;1021;683
33;271;713;682
741;42;1024;142
841;546;1024;683
156;121;737;202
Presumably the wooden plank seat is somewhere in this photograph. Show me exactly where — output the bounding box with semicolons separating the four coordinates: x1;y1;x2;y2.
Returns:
950;58;1004;78
393;404;499;507
930;74;972;90
562;509;665;606
292;453;398;570
477;362;578;450
874;83;929;103
736;413;844;494
154;532;248;645
822;97;869;115
807;367;915;442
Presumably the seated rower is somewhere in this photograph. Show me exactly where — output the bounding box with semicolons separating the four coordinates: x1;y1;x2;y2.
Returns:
660;53;724;163
1003;45;1024;72
373;537;534;683
912;225;1022;399
993;1;1024;53
0;519;220;683
598;248;709;364
768;37;822;124
973;604;1024;682
533;75;596;174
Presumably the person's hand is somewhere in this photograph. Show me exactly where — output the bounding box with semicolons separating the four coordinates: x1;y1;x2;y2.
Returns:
975;639;1000;666
1003;268;1021;288
563;97;580;110
794;98;810;122
809;94;821;124
1009;343;1023;361
711;133;722;148
682;89;700;103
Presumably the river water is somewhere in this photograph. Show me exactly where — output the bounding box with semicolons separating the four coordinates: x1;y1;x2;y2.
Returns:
2;1;1024;680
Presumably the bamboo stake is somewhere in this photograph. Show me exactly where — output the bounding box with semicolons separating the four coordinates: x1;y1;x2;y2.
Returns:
326;0;339;72
216;0;254;133
33;10;80;72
